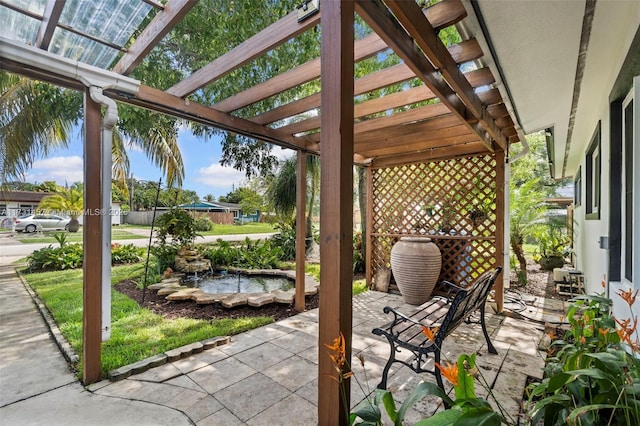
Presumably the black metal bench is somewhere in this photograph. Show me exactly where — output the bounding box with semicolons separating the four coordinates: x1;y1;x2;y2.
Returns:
372;267;502;390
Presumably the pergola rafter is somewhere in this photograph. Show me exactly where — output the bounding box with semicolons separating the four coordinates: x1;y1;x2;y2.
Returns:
167;9;322;97
112;0;197;75
34;0;65;50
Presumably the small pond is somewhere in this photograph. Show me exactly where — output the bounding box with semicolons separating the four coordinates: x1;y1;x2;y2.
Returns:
191;273;295;294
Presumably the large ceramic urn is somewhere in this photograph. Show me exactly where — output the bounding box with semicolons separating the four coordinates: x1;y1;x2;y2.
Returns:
390;237;442;305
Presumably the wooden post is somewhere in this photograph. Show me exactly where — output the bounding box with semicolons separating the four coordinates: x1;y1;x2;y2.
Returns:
365;166;373;287
318;1;354;424
83;89;103;384
494;149;505;313
295;149;307;312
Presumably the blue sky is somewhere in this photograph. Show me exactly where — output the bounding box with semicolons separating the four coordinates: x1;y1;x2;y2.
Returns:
24;126;292;200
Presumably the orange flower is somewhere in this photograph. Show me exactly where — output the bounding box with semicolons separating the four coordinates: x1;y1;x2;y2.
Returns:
325;332;347;368
547;330;556;340
617;288;638;307
326;333;353;383
616;317;631;330
435;361;459;386
615;317;638;346
599;328;610;336
559;315;565;323
601;274;607;288
580;335;586;345
422;326;439;342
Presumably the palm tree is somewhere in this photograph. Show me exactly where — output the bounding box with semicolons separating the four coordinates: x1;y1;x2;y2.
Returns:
510;178;545;284
268;154;320;252
0;72;185;190
0;73;77;181
38;188;83;232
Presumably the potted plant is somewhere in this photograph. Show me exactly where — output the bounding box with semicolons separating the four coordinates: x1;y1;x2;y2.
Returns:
533;228;568;271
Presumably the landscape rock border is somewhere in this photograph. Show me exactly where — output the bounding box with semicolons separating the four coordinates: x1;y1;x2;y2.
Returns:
149;268;319;308
107;336;230;381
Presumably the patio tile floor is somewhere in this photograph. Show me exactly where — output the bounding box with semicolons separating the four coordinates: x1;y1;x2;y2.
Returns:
92;291;551;424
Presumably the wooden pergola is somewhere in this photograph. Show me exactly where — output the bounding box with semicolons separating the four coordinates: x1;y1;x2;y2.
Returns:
1;0;520;423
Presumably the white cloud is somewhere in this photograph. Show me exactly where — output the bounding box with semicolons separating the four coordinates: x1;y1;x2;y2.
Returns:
272;145;295;161
26;156;84;184
194;163;246;189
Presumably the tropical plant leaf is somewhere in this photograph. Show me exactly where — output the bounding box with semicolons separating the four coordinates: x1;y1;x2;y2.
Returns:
413;407;463;425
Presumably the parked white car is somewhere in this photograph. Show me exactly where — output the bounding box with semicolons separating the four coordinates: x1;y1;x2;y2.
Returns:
14;214;71;233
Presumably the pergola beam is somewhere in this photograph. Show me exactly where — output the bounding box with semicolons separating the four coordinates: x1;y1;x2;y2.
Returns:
283;102;451;137
167;9;321;97
318;1;354;423
371;141;488;168
355;0;495;152
385;0;507;150
356;113;466;145
112;0;197;75
107;85;319;153
359;130;477;158
35;0;65;50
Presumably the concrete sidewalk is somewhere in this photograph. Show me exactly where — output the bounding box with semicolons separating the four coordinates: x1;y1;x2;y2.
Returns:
0;264;193;426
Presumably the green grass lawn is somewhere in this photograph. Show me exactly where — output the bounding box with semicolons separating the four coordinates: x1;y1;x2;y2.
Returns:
281;262;369;296
15;228;142;244
22;264;273;379
199;222;276;235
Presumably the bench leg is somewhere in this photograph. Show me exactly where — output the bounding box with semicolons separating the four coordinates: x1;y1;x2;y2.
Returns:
377;336;397;390
480;304;498;355
434;349;444;391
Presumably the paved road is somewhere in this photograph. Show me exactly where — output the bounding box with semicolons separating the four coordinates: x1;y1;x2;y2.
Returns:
0;230;277;265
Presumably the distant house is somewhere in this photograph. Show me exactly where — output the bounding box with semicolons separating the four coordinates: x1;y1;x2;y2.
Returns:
179;201;261;223
0;191;50;228
179;201;242;218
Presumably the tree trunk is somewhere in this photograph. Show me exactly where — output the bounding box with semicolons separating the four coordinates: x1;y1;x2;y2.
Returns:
306;177;316;244
510;235;527;284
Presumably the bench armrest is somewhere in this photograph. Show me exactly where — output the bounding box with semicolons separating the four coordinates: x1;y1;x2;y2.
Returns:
379;305;424;330
439;280;467;299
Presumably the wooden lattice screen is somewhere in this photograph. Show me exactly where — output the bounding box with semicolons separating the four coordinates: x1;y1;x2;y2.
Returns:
369;154;498;287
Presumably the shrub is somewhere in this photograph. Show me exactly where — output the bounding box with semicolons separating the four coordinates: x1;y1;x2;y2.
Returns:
111;243;145;265
149;244;179;274
526;285;640;425
353;231;365;273
28;243;84;271
200;240;235;267
200;238;283;269
270;220;296;261
194;216;213;232
155;208;199;246
28;243;145;271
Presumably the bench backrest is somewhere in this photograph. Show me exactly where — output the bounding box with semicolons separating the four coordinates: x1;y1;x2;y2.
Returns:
437;267;502;339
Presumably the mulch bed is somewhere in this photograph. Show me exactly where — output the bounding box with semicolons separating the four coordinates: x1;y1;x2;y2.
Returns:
114;279;319;321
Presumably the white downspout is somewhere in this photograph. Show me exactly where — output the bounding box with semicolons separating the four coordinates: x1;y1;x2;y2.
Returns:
88;86;118;341
503;129;529;291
